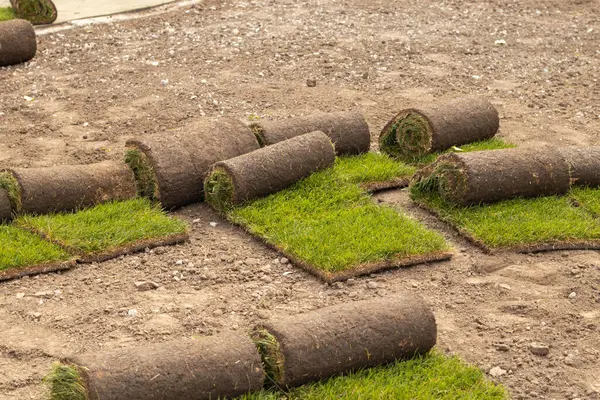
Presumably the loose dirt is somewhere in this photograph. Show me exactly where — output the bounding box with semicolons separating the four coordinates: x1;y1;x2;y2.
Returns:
1;0;599;399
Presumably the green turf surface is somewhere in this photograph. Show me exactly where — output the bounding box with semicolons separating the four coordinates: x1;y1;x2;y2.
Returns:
0;6;15;21
228;155;449;276
16;198;188;254
571;187;600;216
411;188;600;250
237;352;507;400
43;363;86;400
0;225;70;271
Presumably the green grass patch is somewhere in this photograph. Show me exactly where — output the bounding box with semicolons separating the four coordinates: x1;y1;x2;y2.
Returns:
237;351;507;400
125;149;159;202
16;198;188;254
0;171;22;212
0;6;15;21
204;167;236;212
571;187;600;216
330;152;416;185
411;188;600;250
43;363;87;400
228;155;449;275
0;225;70;272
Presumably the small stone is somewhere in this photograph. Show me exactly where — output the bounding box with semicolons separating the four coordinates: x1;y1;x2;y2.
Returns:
261;275;273;283
367;281;378;290
489;366;507;377
529;343;550;356
564;354;578;366
175;260;184;266
209;222;218;227
361;71;369;79
498;283;512;291
213;309;224;316
332;282;344;289
161;79;169;86
29;312;42;319
306;78;317;87
134;281;160;291
494;343;510;352
16;292;25;299
127;309;138;317
346;279;356;286
33;291;53;298
192;218;201;224
568;292;577;299
279;257;289;265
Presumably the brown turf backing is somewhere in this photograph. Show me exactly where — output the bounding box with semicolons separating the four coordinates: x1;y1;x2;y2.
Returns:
0;260;76;282
207;131;335;206
0;19;36;66
251;110;370;155
0;189;11;222
69;331;264;400
126;118;260;209
5;161;137;215
257;294;437;389
559;147;600;188
438;147;571;206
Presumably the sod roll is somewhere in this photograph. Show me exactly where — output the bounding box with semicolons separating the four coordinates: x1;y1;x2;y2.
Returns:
0;189;11;221
67;332;264;400
126;118;260;209
204;131;335;210
0;19;37;66
250;110;370;155
559;147;600;188
4;161;137;215
254;294;437;388
10;0;57;25
379;97;499;161
415;147;571;206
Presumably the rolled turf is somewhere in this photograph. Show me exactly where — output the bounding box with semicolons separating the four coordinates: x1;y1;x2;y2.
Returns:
9;0;57;25
0;19;36;66
2;161;137;215
253;294;437;389
379;97;499;162
559;147;600;188
51;332;264;400
205;131;336;211
249;110;370;155
126;118;260;209
412;147;571;206
0;188;11;222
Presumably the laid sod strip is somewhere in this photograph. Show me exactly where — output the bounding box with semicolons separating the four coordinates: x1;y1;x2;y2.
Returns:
16;198;189;262
571;187;600;216
413;147;572;207
0;7;15;21
559;147;600;187
0;225;73;281
411;189;600;253
3;161;137;215
43;363;87;400
205;131;336;212
9;0;57;25
126;118;260;209
238;351;507;400
46;332;264;400
332;152;416;191
253;295;437;389
228;155;450;281
0;19;36;66
249;110;371;155
0;188;12;222
380;96;499;162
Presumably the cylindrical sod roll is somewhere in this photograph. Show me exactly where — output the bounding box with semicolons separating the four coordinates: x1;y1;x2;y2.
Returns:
4;161;137;215
10;0;58;25
416;147;571;206
126;118;260;209
58;332;264;400
250;110;370;155
379;97;499;161
0;189;11;222
559;147;600;188
253;294;437;389
204;131;335;211
0;19;37;66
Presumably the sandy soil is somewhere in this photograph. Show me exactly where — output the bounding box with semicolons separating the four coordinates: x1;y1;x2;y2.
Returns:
1;0;600;399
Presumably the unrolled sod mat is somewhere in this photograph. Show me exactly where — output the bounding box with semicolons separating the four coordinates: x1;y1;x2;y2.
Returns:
10;0;57;25
0;19;36;66
253;294;437;389
46;332;264;400
249;110;371;155
126;118;260;209
1;160;137;216
379;97;499;162
205;131;336;211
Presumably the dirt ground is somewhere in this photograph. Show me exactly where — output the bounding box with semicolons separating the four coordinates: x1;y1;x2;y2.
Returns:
1;0;599;398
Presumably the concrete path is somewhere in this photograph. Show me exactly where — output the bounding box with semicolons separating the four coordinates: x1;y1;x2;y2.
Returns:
0;0;175;24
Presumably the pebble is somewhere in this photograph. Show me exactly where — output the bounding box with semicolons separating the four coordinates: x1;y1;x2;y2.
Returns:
494;343;510;352
192;218;201;224
127;309;138;317
568;292;577;299
280;257;289;265
306;78;317;87
175;260;183;265
213;309;224;316
332;282;344;289
161;79;169;86
367;281;378;290
16;292;25;299
529;343;550;356
134;281;160;291
489;366;507;377
209;222;218;227
29;312;42;320
498;283;512;291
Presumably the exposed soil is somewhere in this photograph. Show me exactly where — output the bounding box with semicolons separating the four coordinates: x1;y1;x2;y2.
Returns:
1;0;599;399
